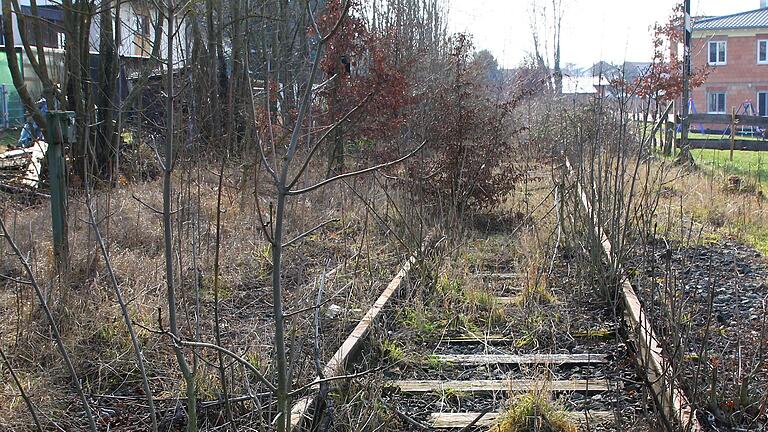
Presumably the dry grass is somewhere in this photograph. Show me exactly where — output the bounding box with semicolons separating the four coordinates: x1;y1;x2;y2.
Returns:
490;379;577;432
0;164;404;430
647;159;768;253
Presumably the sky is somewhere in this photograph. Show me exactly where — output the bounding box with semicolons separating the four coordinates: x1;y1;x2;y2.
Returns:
448;0;762;69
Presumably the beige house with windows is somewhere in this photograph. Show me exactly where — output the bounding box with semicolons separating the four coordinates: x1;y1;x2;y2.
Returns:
89;1;188;61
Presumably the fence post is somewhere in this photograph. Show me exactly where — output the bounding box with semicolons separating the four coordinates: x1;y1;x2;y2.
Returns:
45;111;75;272
665;101;677;156
0;85;8;129
730;107;736;162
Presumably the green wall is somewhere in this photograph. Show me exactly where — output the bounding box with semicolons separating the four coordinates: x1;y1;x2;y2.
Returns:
0;50;26;126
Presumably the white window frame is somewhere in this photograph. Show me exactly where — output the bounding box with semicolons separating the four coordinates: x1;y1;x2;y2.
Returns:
708;92;727;114
758;92;768;117
758;39;768;64
708;40;727;65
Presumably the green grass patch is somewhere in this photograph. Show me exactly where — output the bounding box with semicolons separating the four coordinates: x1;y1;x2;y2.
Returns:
380;340;406;362
691;148;768;188
492;392;577;432
399;307;441;335
739;223;768;256
423;354;446;369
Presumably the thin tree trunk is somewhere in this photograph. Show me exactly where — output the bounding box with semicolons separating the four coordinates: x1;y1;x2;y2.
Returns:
162;2;198;430
212;158;233;426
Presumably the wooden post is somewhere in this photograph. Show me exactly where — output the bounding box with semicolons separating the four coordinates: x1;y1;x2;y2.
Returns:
673;108;680;153
664;101;676;156
730;107;736;161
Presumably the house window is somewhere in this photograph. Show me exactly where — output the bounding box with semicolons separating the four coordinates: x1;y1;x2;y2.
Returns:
759;92;768;117
759;40;768;64
708;40;727;65
708;92;726;114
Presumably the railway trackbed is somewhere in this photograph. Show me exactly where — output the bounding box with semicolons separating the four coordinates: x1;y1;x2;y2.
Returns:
289;170;702;431
357;242;658;432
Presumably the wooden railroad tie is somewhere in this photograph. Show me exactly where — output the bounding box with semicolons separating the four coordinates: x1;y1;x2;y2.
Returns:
433;353;608;366
473;272;519;280
442;331;614;345
387;379;610;393
429;411;615;428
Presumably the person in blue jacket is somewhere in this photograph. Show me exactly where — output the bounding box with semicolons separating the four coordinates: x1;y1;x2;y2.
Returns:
16;98;47;148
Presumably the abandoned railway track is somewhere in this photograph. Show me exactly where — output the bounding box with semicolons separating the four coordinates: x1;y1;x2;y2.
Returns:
288;166;704;432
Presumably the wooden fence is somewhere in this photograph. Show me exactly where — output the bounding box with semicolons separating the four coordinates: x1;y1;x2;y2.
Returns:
683;112;768;159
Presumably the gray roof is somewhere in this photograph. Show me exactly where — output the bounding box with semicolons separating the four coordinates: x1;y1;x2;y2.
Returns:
621;62;651;82
694;7;768;31
580;61;650;83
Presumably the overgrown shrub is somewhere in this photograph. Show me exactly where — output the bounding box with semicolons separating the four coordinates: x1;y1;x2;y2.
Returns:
400;34;527;215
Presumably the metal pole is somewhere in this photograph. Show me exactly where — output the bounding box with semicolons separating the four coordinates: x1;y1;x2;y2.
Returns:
46;112;70;272
681;0;692;152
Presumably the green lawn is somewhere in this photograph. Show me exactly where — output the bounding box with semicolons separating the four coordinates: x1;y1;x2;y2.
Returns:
692;148;768;188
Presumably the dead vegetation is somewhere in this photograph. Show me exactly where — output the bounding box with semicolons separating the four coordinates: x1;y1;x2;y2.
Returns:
0;168;407;430
3;0;767;430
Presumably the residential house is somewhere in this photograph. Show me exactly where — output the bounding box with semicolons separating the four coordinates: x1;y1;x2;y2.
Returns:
0;0;187;127
88;1;188;63
561;61;650;109
691;1;768;118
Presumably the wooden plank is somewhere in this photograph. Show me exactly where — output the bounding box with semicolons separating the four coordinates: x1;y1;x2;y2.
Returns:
290;251;422;430
565;157;701;432
434;353;607;366
429;411;614;428
21;141;47;188
494;296;517;305
689;113;768;127
442;334;513;344
0;148;33;159
388;379;609;393
324;257;415;376
0;157;29;169
444;329;613;344
474;272;519;280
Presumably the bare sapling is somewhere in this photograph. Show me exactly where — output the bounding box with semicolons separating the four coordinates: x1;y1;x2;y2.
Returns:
159;0;198;429
83;183;159;431
212;157;234;425
0;346;43;431
248;2;426;430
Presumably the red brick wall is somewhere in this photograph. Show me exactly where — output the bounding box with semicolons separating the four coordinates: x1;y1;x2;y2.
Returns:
691;32;768;116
